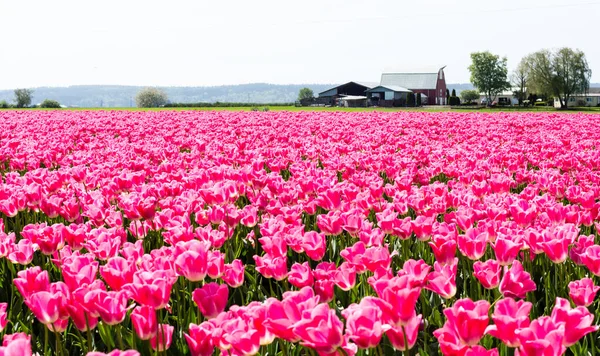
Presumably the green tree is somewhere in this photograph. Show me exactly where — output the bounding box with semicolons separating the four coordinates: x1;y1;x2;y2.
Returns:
416;93;422;106
40;99;62;108
298;88;314;101
451;89;456;97
511;59;528;106
468;51;510;106
523;48;591;109
135;87;168;108
14;88;34;108
460;89;480;104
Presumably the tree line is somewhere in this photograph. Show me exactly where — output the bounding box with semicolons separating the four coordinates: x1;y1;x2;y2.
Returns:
468;47;592;108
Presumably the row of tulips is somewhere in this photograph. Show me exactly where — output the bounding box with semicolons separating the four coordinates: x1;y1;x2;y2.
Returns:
0;110;599;355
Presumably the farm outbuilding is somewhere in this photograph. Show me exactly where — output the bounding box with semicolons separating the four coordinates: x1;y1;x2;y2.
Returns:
317;81;378;106
339;95;368;107
380;66;447;105
365;85;411;107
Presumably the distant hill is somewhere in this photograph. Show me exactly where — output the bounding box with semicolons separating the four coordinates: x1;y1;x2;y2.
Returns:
0;84;337;107
1;83;599;107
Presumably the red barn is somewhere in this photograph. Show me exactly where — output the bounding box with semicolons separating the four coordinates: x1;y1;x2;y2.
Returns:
380;66;447;105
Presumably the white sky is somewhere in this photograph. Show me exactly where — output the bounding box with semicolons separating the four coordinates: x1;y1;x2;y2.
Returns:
1;0;599;89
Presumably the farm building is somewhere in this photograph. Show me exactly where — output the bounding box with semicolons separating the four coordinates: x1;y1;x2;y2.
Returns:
317;81;378;106
380;66;447;105
316;66;447;107
554;88;600;108
365;85;411;107
339;95;368;107
479;90;519;106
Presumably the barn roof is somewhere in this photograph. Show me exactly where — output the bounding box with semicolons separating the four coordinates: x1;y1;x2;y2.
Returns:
318;81;378;96
380;66;446;90
366;85;412;93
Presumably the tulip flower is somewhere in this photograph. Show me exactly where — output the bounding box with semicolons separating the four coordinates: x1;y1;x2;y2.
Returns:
185;322;215;356
293;303;344;354
485;298;532;347
370;274;421;326
192;283;229;319
473;259;501;289
568;277;600;307
442;298;490;346
428;234;457;265
515;316;566;356
492;234;521;266
150;324;174;352
174;239;210;282
0;303;7;333
551;297;599;347
386;313;422;351
458;227;488;260
130;305;157;340
222;259;245;288
584;245;600;276
499;260;536;299
425;259;458;299
288;262;314;289
341;297;387;349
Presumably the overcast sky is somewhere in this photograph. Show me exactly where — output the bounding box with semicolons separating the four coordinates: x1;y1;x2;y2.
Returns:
1;0;599;89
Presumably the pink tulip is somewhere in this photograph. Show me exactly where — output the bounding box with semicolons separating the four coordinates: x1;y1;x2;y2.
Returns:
0;304;7;333
288;262;314;288
192;283;228;319
150;324;174;352
485;298;532;347
492;234;521;266
61;253;99;290
442;298;490;346
264;287;320;342
174;240;210;282
301;231;326;261
293;303;344;354
7;239;35;265
540;224;578;263
570;234;595;266
123;271;173;310
458;227;488;260
341;297;387;349
499;260;536;299
130;305;157;340
254;254;288;281
568;277;600;307
0;334;32;356
185;322;215;356
425;258;457;299
222;259;245;288
584;245;600;276
397;259;431;288
90;290;129;325
27;290;64;325
100;256;136;291
551;297;599;347
515;316;566;356
428;234;457;265
86;351;140;356
386;313;422;351
206;250;225;279
473;259;501;289
465;346;499;356
334;262;357;291
370;274;421;327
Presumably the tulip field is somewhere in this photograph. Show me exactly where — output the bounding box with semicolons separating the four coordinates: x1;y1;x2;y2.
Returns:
1;110;600;356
